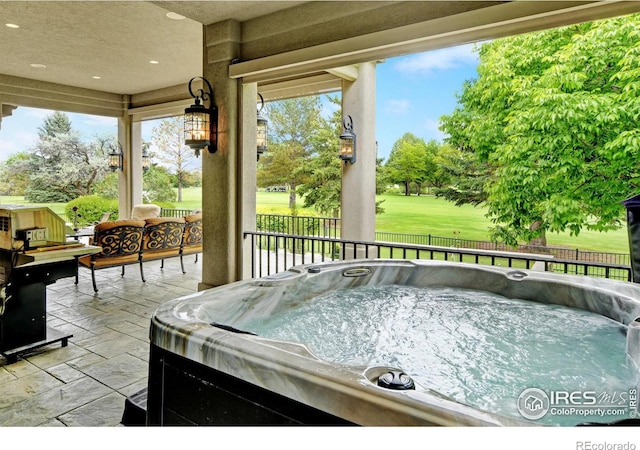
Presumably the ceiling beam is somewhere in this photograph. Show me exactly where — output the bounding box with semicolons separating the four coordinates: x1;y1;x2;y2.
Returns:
0;74;125;117
326;66;359;82
258;73;342;102
230;1;640;84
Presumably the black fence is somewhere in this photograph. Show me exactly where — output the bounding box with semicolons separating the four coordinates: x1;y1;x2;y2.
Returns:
161;208;197;218
256;214;339;239
376;232;630;266
244;231;631;282
253;214;629;266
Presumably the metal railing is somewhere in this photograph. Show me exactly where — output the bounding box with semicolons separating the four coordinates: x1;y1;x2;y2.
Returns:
161;208;197;218
252;214;629;266
256;213;339;238
244;231;632;281
376;232;630;266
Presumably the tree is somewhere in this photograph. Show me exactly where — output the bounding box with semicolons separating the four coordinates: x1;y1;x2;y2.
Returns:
257;96;324;210
25;112;109;202
295;95;387;217
38;111;72;137
431;144;490;206
295;95;342;216
142;165;177;203
151;117;197;202
384;133;431;195
439;14;640;246
437;109;492;206
0;152;31;195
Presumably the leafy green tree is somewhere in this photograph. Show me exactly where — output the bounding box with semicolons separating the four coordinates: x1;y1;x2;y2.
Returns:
143;165;177;203
151;117;197;202
257;96;324;210
439;14;640;246
93;171;119;199
0;152;31;195
384;133;431;195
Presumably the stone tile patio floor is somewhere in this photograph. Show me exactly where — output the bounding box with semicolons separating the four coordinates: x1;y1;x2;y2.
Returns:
0;256;202;427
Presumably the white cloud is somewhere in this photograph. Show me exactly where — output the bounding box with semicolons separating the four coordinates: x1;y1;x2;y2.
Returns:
383;99;411;115
394;44;479;75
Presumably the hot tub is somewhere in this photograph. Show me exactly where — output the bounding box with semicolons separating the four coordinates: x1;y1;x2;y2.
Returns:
146;259;640;426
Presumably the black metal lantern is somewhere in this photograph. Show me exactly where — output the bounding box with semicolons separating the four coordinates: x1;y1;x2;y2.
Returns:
339;115;356;165
141;143;150;172
184;76;218;157
257;93;268;160
108;142;123;171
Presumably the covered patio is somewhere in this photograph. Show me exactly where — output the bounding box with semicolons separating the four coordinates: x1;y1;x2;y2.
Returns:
2;0;640;432
0;257;201;426
3;1;639;290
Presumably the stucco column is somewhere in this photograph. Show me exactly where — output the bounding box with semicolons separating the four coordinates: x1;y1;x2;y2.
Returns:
117;115;142;219
240;83;258;280
199;20;245;289
341;62;377;257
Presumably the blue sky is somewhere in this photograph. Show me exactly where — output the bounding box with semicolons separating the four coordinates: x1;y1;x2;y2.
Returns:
0;44;480;164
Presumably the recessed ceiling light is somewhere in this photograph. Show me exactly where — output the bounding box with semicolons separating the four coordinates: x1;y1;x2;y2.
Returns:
92;76;101;79
166;12;185;20
30;63;46;69
149;60;160;65
5;23;19;29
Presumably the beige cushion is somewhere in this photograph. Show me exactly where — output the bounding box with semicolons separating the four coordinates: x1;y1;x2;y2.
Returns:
94;219;146;233
130;204;161;220
144;217;185;226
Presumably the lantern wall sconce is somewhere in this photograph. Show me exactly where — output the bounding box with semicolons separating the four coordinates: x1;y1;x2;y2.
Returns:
108;142;123;172
141;143;150;172
184;76;218;157
257;93;268;160
339;115;356;165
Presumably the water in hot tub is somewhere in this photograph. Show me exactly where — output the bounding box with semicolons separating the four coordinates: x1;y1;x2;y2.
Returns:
243;285;638;426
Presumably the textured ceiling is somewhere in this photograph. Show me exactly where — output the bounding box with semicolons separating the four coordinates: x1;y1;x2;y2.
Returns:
0;1;303;95
2;1;640;100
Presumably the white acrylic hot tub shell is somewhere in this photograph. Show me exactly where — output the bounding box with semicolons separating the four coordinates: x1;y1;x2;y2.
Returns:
150;259;640;426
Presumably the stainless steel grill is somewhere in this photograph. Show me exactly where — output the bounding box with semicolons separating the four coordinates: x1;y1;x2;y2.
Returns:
0;205;100;362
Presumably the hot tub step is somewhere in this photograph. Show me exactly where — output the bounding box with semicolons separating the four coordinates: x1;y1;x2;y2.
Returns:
121;387;148;426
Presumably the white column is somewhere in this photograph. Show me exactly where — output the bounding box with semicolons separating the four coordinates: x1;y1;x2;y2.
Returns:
239;83;258;280
341;61;377;258
117;116;143;219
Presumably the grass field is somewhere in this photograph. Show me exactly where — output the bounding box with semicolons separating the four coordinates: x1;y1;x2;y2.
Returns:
1;188;629;254
255;191;630;254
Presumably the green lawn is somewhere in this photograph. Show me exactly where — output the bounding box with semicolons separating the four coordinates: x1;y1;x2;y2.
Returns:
256;191;629;254
2;189;629;254
375;194;629;254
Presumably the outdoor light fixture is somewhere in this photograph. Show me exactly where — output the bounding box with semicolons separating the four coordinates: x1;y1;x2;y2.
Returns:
257;93;268;160
141;144;150;172
108;142;123;172
339;115;356;165
184;76;218;157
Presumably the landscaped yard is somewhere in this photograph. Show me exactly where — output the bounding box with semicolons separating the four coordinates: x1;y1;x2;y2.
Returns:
0;188;629;254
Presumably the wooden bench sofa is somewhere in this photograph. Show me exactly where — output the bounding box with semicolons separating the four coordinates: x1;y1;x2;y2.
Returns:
76;212;203;292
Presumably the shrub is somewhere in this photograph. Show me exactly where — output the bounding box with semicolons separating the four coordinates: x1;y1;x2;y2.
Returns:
65;196;119;228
